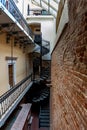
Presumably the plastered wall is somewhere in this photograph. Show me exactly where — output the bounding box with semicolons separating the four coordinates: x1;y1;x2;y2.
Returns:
0;34;32;96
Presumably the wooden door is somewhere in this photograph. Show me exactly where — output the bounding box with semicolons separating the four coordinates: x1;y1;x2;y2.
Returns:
8;64;14;87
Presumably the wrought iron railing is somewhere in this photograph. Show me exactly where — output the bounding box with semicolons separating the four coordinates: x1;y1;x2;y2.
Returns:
0;74;32;119
27;9;51;16
42;39;50;55
34;34;50;56
0;0;33;38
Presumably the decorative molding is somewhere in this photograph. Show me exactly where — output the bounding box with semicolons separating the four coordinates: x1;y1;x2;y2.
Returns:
5;56;17;61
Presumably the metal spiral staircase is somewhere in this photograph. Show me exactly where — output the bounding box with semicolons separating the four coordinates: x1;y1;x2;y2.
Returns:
33;33;51;79
26;32;51;129
26;78;50;128
39;101;50;128
34;35;50;55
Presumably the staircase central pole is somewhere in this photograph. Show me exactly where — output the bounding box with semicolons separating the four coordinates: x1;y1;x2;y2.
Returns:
40;36;42;77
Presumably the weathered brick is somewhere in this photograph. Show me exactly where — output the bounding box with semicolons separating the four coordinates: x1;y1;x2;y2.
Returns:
51;0;87;130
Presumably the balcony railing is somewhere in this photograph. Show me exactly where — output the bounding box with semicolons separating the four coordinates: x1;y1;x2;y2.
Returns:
27;9;51;16
0;0;33;39
0;74;32;127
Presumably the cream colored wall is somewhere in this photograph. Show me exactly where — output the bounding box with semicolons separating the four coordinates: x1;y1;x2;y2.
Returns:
0;34;32;96
15;0;56;53
0;34;10;95
27;16;56;53
40;17;56;53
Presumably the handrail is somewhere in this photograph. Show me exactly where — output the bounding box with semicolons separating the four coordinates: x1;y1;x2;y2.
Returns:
0;0;33;39
34;34;50;50
27;9;51;16
0;73;32;119
42;39;50;50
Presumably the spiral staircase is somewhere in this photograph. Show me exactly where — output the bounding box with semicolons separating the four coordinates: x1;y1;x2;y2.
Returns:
26;32;51;129
28;32;51;103
33;32;51;78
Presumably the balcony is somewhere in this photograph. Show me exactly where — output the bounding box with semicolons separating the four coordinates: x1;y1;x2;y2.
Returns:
26;8;54;22
27;9;51;16
0;74;33;128
0;0;33;42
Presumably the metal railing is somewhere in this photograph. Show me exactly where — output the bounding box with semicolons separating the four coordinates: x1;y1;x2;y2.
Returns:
0;0;33;39
34;34;50;56
0;74;32;119
33;34;50;79
27;9;51;16
42;39;50;55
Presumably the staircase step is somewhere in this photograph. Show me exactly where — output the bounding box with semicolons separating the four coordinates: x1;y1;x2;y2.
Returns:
40;120;50;124
41;109;50;113
41;93;49;96
41;112;50;115
40;116;50;119
40;123;50;127
40;115;50;118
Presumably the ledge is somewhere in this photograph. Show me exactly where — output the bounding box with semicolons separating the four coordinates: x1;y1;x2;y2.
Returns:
11;103;32;130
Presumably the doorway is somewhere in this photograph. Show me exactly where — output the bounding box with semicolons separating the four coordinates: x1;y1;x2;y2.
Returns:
8;64;14;87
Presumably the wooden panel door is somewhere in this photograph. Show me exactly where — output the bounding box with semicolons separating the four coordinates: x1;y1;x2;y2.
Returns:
8;64;14;87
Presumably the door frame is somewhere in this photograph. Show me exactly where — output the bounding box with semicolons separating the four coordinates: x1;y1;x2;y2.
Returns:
7;60;16;88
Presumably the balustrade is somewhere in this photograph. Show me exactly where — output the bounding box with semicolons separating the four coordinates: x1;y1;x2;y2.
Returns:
0;74;32;119
0;0;33;39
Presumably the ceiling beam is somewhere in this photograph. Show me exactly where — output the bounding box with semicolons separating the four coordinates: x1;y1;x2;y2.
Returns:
31;0;57;18
41;0;58;12
53;0;59;4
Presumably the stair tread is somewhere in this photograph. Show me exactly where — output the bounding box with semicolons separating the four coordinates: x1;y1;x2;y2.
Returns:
40;117;49;119
39;103;50;128
40;123;50;127
41;110;50;112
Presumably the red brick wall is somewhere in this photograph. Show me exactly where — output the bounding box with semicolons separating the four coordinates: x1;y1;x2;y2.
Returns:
51;0;87;130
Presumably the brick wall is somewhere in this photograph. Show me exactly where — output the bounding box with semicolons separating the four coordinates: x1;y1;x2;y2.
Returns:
51;0;87;130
